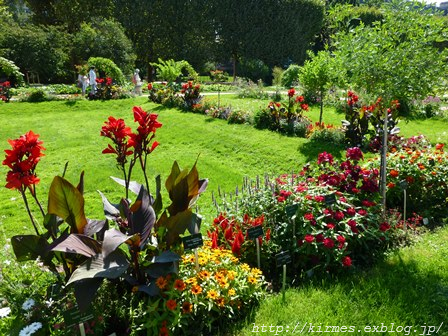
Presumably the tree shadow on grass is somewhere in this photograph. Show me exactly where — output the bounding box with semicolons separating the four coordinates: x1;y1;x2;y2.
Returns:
298;139;346;164
64;100;78;107
301;256;448;327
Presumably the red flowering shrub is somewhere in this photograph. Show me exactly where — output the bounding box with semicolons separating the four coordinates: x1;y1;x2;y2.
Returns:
181;81;202;109
0;81;11;102
254;92;311;137
215;148;406;282
207;213;275;277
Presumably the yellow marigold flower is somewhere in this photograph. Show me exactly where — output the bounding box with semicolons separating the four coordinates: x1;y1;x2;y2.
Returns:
131;286;139;293
248;276;257;284
191;285;202;295
227;270;236;281
228;288;236;296
207;290;218;300
156;276;168;290
198;257;208;265
230;256;239;263
185;277;197;286
241;263;250;271
218;279;228;288
250;268;263;276
174;279;186;291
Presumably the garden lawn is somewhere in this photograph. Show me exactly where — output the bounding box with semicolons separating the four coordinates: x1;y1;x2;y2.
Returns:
237;226;448;335
0;97;342;242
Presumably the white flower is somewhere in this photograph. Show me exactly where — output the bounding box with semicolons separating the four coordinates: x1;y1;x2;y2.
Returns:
45;298;54;308
3;260;11;265
10;197;16;201
22;298;35;311
0;307;11;318
19;322;43;336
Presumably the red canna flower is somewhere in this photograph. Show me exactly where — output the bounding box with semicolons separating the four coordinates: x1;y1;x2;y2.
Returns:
3;131;45;193
147;83;153;90
288;88;295;97
100;117;133;165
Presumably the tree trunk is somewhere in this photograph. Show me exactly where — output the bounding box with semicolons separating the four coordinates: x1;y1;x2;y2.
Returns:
319;91;324;124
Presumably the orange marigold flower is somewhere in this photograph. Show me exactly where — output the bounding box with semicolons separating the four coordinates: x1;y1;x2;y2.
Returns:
174;279;186;291
191;285;202;295
418;164;425;170
156;276;168;290
214;272;225;281
387;182;396;189
216;297;225;307
159;326;169;336
198;270;211;280
166;299;177;311
389;169;399;178
435;143;444;151
248;276;257;284
182;301;192;314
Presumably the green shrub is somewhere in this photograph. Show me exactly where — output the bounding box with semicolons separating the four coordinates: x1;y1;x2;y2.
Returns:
228;109;250;124
88;57;125;84
26;88;48;102
236;58;270;84
272;66;284;87
281;64;300;88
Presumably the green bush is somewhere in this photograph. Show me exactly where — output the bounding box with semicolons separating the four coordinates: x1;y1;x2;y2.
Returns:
88;57;125;85
281;64;300;88
26;88;49;102
236;58;270;84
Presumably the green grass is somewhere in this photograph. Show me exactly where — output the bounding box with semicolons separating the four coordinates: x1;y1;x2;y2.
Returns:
237;226;448;335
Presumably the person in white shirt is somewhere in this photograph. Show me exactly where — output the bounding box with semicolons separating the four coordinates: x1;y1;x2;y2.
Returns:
88;66;97;94
133;69;143;96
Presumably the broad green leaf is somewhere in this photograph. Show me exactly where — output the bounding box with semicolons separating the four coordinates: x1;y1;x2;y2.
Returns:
158;209;194;247
66;250;130;286
11;234;50;262
48;176;87;234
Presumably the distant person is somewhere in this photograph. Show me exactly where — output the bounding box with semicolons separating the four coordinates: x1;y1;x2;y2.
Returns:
88;66;97;95
132;69;143;96
81;75;89;96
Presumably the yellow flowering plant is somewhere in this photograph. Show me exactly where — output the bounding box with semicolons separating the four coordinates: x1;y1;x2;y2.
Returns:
132;243;265;335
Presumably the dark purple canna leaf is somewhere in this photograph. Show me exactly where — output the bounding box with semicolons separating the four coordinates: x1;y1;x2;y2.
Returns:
51;234;102;257
84;219;108;238
130;186;156;248
66;249;130;286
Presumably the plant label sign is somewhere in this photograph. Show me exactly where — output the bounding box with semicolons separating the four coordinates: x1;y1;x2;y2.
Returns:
63;306;94;329
247;225;264;240
285;204;299;219
276;251;292;267
399;180;409;190
325;193;337;206
423;218;429;225
182;233;203;250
